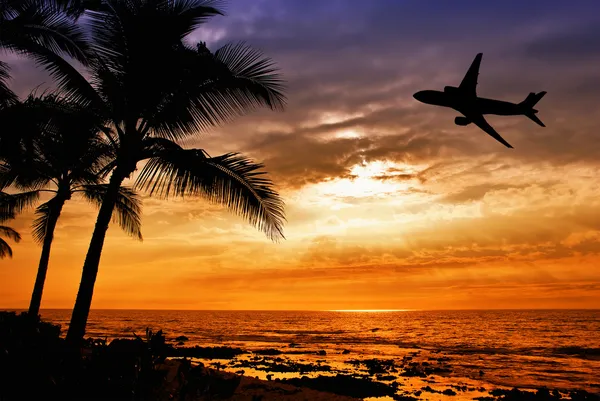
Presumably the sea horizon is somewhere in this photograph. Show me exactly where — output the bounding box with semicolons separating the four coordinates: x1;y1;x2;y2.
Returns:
3;307;600;312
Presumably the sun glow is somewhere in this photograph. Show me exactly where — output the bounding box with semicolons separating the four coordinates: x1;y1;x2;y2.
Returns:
307;160;418;201
333;129;363;139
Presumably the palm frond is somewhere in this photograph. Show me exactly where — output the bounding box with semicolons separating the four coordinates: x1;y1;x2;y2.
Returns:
21;42;103;108
51;0;103;17
147;41;286;140
135;146;285;241
0;225;21;242
0;237;16;258
0;190;40;221
81;184;143;240
1;0;91;64
214;42;286;110
31;200;52;244
0;61;17;108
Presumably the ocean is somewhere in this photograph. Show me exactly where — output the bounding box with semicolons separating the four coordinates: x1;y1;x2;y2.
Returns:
39;309;600;395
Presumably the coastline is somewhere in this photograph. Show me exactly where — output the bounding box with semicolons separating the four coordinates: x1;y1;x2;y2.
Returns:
156;342;600;401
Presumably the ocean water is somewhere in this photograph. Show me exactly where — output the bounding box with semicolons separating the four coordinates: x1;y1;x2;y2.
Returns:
39;309;600;394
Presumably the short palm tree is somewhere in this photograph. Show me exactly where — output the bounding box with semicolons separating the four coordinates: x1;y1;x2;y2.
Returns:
52;0;287;344
0;94;143;317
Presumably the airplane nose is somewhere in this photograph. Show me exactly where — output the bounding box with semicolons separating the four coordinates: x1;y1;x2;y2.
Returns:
413;91;425;102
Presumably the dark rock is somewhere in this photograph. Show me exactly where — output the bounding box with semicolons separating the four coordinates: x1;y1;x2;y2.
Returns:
570;390;600;401
400;366;427;378
342;349;351;354
174;346;246;359
281;374;398;398
175;335;189;342
254;348;283;356
393;395;419;401
317;350;327;356
443;389;457;396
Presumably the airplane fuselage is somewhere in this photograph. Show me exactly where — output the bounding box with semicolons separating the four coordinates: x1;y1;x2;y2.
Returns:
413;90;524;116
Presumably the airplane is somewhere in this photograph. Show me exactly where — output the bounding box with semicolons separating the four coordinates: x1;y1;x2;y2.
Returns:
413;53;546;148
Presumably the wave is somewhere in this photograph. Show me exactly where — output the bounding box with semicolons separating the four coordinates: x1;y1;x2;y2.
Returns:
553;346;600;359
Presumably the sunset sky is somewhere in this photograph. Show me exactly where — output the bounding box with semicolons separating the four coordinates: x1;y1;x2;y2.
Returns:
2;0;600;310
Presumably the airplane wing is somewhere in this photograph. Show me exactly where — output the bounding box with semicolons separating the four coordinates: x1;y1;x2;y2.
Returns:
468;113;514;148
458;53;483;96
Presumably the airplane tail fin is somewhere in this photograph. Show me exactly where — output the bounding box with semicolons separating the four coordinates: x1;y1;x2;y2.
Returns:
520;91;547;127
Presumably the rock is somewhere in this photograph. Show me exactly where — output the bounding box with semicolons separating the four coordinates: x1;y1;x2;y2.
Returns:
342;349;351;354
281;374;398;399
175;335;189;342
174;346;247;359
317;350;327;356
254;348;283;356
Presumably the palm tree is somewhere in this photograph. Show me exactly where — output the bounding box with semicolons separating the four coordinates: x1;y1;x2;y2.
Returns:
53;0;287;344
0;94;143;317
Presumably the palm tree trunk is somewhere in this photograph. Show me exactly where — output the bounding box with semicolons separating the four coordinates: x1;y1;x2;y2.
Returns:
28;199;66;317
66;170;126;345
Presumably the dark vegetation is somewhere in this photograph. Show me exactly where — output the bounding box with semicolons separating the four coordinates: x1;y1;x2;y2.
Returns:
0;311;245;400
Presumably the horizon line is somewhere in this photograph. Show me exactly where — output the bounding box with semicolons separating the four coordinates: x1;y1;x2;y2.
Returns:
2;307;599;312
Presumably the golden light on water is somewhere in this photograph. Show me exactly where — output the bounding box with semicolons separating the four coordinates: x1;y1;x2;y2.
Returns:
327;309;417;313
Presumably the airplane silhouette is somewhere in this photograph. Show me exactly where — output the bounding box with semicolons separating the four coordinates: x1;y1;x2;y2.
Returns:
413;53;546;148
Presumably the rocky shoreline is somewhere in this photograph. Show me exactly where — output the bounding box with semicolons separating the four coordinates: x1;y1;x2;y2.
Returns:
155;341;600;401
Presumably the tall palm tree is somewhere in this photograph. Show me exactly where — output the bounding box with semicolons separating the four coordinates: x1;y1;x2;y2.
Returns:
53;0;287;344
0;94;143;317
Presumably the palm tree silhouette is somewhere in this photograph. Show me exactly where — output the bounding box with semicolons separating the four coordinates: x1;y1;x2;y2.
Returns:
0;94;143;317
56;0;287;344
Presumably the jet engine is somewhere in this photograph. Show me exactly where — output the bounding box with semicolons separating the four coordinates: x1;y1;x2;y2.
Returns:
444;86;458;93
455;116;471;126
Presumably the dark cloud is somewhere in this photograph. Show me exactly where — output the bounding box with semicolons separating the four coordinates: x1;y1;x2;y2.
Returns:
524;23;600;61
441;184;528;204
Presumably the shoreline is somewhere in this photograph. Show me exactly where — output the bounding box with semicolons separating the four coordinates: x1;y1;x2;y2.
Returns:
149;340;600;400
157;355;599;401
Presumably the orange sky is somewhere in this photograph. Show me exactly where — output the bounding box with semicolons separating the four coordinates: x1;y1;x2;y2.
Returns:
2;1;600;310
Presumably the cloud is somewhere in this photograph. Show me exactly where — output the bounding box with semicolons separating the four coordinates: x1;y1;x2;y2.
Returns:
3;0;600;310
